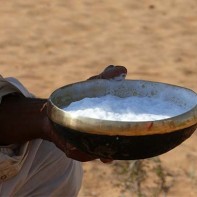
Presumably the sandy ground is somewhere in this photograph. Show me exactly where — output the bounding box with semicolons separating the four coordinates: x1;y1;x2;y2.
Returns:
1;1;197;196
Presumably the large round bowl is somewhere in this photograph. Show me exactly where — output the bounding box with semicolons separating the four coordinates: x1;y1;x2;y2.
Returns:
47;79;197;160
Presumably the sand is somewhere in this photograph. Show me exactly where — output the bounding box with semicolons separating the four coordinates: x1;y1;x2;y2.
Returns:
1;1;197;196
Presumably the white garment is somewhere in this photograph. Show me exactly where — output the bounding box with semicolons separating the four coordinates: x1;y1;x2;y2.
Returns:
0;75;83;197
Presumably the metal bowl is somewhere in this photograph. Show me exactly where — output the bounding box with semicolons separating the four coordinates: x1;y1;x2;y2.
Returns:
47;79;197;160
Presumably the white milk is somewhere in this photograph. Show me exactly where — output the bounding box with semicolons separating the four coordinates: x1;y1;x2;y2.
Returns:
62;95;187;121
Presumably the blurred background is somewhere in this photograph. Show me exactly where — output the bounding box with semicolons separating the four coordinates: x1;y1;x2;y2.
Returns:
1;1;197;196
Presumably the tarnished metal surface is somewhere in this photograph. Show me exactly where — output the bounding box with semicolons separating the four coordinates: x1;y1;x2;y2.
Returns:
47;79;197;136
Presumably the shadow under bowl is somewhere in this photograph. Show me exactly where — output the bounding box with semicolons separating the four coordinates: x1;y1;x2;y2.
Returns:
47;79;197;160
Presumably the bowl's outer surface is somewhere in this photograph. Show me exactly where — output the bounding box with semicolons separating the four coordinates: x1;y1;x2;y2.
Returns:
52;122;197;160
47;79;197;159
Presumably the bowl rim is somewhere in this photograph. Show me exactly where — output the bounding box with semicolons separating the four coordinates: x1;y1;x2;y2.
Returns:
47;79;197;136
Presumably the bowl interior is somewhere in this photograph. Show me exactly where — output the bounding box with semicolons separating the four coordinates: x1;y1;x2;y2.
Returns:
48;79;197;136
52;80;196;109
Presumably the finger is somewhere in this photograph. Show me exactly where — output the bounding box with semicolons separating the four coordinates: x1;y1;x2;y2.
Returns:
101;65;127;80
88;65;127;80
66;147;98;162
113;73;127;81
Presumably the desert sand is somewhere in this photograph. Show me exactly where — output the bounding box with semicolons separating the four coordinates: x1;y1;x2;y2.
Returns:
1;1;197;196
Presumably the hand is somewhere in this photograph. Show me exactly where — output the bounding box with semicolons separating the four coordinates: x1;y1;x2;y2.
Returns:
43;65;127;162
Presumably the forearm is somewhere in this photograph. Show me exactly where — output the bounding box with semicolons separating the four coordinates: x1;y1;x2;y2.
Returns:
0;94;47;145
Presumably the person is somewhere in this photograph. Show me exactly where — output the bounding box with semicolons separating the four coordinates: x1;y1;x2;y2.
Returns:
0;65;127;196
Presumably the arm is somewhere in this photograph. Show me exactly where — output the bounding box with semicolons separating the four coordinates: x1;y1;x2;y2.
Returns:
0;93;47;145
0;65;127;162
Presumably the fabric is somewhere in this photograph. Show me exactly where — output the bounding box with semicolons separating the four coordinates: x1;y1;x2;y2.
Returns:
0;75;83;197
